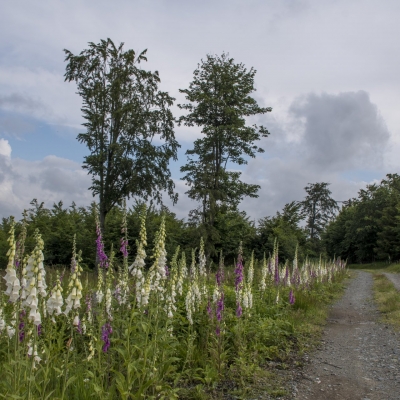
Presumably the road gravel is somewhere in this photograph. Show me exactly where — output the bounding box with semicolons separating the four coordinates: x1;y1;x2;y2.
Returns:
291;271;400;400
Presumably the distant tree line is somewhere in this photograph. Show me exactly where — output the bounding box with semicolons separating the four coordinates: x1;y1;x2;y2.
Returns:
0;180;340;270
324;173;400;264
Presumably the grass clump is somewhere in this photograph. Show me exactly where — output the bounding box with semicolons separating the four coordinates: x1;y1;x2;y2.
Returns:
373;274;400;329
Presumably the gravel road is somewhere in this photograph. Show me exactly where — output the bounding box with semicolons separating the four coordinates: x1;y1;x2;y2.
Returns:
292;271;400;400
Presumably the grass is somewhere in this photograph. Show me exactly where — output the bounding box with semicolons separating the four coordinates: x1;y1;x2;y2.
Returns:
348;262;400;329
348;261;400;273
373;273;400;330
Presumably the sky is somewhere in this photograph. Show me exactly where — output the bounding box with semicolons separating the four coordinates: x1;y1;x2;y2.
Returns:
0;0;399;222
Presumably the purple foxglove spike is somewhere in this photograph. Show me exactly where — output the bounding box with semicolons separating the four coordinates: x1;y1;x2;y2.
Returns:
120;238;128;258
207;301;213;319
274;264;280;285
101;322;112;352
236;302;242;318
77;319;82;334
289;289;295;305
96;224;108;269
19;322;25;342
216;269;223;287
216;294;224;322
234;256;244;291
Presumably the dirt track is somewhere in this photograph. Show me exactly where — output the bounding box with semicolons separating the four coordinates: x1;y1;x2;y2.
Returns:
292;271;400;400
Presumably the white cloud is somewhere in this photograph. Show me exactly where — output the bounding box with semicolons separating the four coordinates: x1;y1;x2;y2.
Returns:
0;138;11;157
0;141;92;219
239;91;391;220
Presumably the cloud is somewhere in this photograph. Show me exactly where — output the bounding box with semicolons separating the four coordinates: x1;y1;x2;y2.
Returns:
0;141;93;219
0;139;14;187
0;93;47;113
0;138;11;157
239;91;390;220
289;91;390;171
0;68;80;128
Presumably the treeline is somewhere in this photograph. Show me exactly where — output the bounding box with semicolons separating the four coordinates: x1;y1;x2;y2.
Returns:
324;173;400;263
0;197;320;270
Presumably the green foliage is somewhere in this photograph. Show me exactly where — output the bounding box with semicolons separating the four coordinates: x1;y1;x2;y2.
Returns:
253;201;308;261
373;273;400;329
64;38;179;233
0;198;316;269
301;182;338;254
178;53;272;257
0;208;347;399
325;173;400;263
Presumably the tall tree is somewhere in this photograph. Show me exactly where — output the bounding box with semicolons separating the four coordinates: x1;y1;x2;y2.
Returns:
301;182;339;244
324;173;400;263
64;38;179;234
178;53;272;255
254;201;308;262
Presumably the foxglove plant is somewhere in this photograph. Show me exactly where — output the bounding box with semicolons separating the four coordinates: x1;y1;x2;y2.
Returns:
289;289;295;305
4;219;21;303
234;243;244;317
27;342;41;368
18;310;26;342
215;252;225;336
275;289;280;304
0;298;5;333
198;238;206;277
176;252;187;296
96;268;104;304
86;332;96;361
212;251;224;303
85;293;93;324
284;260;290;287
101;322;112;352
15;211;28;275
116;201;129;305
129;205;147;306
146;216;167;300
198;238;207;296
291;245;299;287
273;240;280;286
64;237;83;323
185;284;195;325
190;249;201;305
47;273;64;316
259;253;268;292
165;247;180;320
6;325;16;339
243;251;254;311
185;249;201;325
105;250;115;321
23;230;46;326
96;218;108;269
